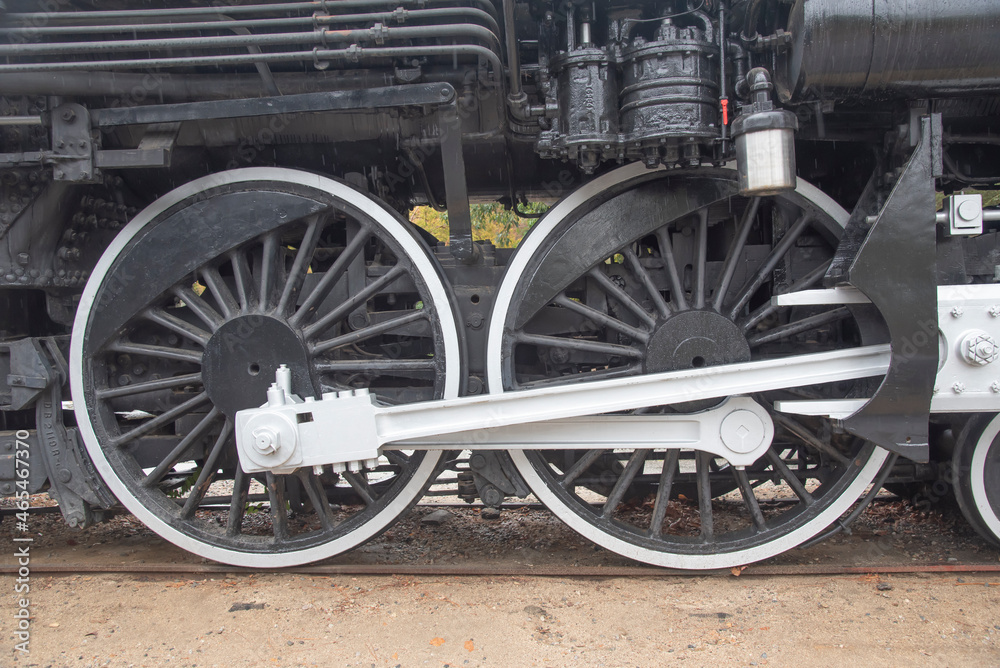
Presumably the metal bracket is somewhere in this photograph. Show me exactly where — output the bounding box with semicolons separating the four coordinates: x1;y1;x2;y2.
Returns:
438;106;479;265
839;114;942;462
32;338;116;527
1;338;52;411
50;102;98;183
467;451;530;505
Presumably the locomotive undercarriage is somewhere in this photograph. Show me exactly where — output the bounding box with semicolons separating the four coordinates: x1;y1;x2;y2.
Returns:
2;0;1000;569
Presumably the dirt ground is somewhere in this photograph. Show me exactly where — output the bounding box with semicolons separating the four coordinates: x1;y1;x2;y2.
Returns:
3;496;1000;667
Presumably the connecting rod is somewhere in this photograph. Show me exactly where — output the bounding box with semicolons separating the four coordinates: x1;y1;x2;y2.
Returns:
234;344;891;474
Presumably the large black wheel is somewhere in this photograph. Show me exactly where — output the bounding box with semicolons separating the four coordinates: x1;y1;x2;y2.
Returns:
71;168;461;567
486;163;888;569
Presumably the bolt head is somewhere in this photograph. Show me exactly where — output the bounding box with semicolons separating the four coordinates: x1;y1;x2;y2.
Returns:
963;332;1000;366
952;382;966;394
251;427;279;455
951;306;964;318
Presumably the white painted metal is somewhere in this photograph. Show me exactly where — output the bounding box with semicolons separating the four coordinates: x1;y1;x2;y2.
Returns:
772;286;870;306
270;396;775;467
933;285;1000;411
70;168;460;568
773;399;868;419
234;344;889;473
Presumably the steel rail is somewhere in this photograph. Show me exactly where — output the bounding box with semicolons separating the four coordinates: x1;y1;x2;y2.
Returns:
3;561;1000;577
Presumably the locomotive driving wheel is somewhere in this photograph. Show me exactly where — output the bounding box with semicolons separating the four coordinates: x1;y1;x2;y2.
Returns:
71;168;460;567
952;413;1000;548
487;163;889;569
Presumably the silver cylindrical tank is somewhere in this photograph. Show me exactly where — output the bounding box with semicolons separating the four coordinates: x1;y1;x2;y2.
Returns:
732;69;798;196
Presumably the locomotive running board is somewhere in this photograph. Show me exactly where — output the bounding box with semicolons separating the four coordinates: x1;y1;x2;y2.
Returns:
234;345;890;474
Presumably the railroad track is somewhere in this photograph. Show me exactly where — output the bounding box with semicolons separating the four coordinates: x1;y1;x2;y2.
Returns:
4;561;1000;578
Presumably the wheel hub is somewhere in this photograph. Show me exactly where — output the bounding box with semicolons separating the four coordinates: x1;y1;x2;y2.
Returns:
643;310;751;374
201;314;313;419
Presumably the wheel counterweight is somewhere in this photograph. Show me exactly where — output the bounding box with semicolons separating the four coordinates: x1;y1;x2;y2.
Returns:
71;168;460;568
487;163;889;569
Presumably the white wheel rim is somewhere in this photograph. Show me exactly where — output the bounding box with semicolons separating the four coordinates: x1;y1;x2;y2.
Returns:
970;414;1000;540
487;163;888;569
71;168;459;567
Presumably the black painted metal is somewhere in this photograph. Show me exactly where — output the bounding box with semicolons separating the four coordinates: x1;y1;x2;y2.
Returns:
842;116;941;462
92;84;456;128
781;0;1000;99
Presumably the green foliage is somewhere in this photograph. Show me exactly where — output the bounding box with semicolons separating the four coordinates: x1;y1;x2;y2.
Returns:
410;202;547;249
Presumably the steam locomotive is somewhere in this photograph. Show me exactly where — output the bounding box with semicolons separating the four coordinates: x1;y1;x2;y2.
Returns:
1;0;999;569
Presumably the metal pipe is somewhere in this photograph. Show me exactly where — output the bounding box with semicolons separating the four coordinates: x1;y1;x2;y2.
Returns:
3;0;499;23
0;44;506;78
0;8;501;38
0;24;501;58
502;0;522;99
0;116;44;126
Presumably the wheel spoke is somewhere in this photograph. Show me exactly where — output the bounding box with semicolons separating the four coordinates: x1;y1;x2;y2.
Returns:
601;449;649;519
265;472;289;540
277;216;324;316
228;249;255;312
732;466;767;531
310;309;428;355
172;285;224;332
302;263;407;341
143;307;211;347
559;449;605;489
748;307;851;347
297;469;336;531
98;372;202;400
696;451;714;541
712;196;761;312
624;248;671;319
654;226;688;310
553;293;650;343
586;268;657;329
764;448;814;506
383;450;410;467
107;341;203;365
693;208;709;309
727;213;812;320
258;231;281;312
112;391;211;447
515;332;644;360
141;406;222;487
342;470;376;505
179;420;233;519
314;359;438;373
514;364;640;390
742;260;831;332
649;450;679;538
289;222;369;328
199;265;240;320
771;413;851;466
226;465;251;537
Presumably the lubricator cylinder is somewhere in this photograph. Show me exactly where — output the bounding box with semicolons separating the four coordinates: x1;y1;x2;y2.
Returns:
731;69;797;196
